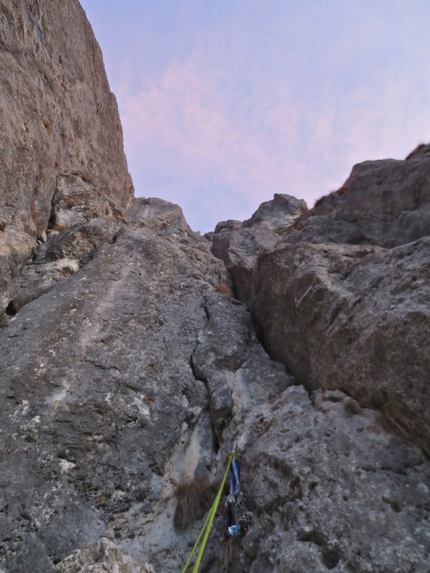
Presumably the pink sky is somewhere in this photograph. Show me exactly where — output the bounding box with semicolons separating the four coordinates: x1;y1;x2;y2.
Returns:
80;0;430;232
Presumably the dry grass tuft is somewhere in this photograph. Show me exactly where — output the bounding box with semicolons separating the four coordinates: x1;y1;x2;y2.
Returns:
405;143;426;160
314;196;326;208
65;196;79;208
334;183;349;196
173;477;217;531
54;223;69;232
378;400;430;459
215;284;232;295
343;397;363;415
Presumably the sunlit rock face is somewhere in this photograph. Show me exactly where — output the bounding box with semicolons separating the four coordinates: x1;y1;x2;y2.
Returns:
0;0;133;320
1;2;430;573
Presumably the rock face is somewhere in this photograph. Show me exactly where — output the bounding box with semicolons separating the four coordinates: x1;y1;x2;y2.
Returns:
54;539;154;573
285;154;430;248
1;2;430;573
2;194;430;573
0;198;221;571
214;159;430;456
0;0;133;320
240;386;430;573
0;193;294;572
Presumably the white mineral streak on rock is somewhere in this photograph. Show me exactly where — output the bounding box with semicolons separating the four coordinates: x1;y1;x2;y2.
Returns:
54;538;154;573
58;459;76;473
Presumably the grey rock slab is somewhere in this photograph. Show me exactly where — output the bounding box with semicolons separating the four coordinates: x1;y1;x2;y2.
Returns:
211;194;308;306
219;386;430;573
10;257;80;313
215;150;430;453
128;197;196;238
0;212;229;571
118;286;295;573
10;217;120;313
0;226;35;319
236;237;430;450
211;194;306;272
36;217;121;266
242;193;308;234
51;173;127;231
192;293;295;440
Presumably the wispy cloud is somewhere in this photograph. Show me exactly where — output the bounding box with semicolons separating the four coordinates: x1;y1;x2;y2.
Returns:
82;0;430;231
119;61;305;223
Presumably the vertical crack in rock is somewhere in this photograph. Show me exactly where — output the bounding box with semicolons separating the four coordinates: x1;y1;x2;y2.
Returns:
1;0;430;569
211;182;430;456
209;187;430;572
189;299;210;385
189;298;222;455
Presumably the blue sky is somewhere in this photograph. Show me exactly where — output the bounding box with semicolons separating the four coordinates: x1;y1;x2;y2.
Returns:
80;0;430;232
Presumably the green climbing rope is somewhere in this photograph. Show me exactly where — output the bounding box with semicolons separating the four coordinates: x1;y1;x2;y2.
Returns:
181;451;235;573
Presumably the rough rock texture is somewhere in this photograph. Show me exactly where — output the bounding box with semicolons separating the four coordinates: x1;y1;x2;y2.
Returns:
10;216;121;314
213;158;430;454
0;0;133;319
1;196;430;572
1;2;430;572
211;194;306;283
0;193;295;572
232;386;430;573
285;155;430;247
54;539;154;573
0;199;221;571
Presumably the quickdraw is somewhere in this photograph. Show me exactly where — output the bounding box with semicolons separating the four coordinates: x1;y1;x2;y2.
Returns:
180;453;253;573
221;458;253;572
223;458;253;539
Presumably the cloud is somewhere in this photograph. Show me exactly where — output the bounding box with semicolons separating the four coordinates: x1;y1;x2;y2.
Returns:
104;0;430;230
119;62;310;207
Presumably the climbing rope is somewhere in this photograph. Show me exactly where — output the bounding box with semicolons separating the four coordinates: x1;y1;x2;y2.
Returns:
181;452;236;573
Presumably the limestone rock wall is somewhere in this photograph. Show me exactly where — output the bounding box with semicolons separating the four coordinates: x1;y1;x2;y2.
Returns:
0;198;223;571
2;197;430;573
1;2;430;572
0;0;133;317
286;154;430;248
213;156;430;455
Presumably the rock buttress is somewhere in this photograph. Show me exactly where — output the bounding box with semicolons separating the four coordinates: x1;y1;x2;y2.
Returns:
0;0;133;318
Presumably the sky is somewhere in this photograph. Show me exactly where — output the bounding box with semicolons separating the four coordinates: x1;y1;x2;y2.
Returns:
80;0;430;233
